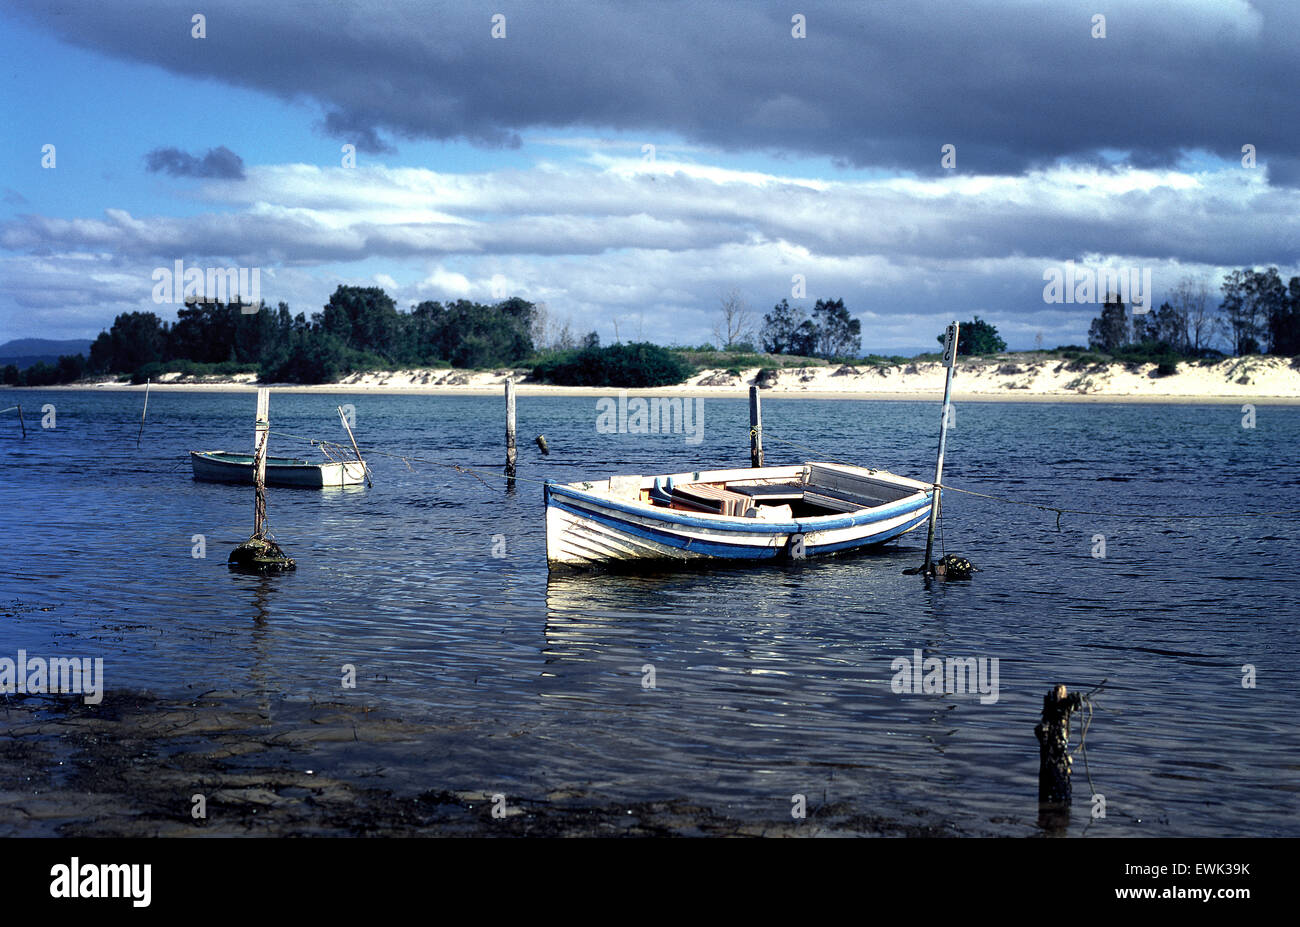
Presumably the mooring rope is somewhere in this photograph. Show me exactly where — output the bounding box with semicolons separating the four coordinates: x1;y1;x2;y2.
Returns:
262;424;1300;523
760;428;1300;524
266;429;542;490
1073;678;1111;836
753;428;864;469
937;482;1300;521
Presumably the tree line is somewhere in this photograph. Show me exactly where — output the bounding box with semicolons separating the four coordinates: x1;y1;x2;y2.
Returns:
3;287;546;385
7;267;1298;389
1089;269;1300;357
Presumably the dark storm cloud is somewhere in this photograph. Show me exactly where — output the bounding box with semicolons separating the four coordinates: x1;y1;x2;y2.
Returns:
144;145;246;179
320;111;396;155
13;0;1300;182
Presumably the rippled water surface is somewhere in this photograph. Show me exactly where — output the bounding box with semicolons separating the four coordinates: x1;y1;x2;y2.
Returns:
2;389;1297;836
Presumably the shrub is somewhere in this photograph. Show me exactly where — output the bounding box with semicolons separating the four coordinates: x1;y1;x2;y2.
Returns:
131;361;166;384
530;342;695;387
1066;353;1107;370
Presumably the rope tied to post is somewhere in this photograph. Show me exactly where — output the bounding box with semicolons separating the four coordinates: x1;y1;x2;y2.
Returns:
937;481;1300;522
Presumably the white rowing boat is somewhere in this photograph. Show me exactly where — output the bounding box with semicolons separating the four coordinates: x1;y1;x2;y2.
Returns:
544;461;935;569
189;450;367;488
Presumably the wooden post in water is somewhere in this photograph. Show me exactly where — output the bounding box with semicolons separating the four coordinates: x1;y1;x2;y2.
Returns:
16;404;26;439
228;387;295;573
749;385;764;468
1035;684;1083;827
921;321;959;576
252;387;269;538
337;405;371;487
505;378;517;479
136;379;150;448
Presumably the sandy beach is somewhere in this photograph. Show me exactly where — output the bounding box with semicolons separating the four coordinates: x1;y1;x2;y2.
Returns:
37;354;1300;402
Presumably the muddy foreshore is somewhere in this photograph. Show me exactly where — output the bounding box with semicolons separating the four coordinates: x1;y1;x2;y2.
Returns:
0;689;970;838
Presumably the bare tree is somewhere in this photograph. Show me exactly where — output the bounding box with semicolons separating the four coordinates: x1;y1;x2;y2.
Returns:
554;319;575;350
531;302;579;350
529;301;550;348
1172;275;1220;353
712;287;754;349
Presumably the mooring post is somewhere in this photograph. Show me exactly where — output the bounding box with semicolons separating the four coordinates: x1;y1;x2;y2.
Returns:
252;387;269;538
922;321;959;576
505;377;517;479
749;385;764;468
228;386;295;574
16;404;26;439
337;405;371;487
1035;683;1083;826
137;378;150;448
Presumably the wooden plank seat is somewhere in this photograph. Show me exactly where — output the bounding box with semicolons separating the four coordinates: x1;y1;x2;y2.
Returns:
726;482;804;502
802;487;873;513
805;462;915;507
670;483;757;517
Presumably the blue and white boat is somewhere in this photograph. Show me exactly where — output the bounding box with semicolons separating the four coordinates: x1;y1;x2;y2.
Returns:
544;461;935;569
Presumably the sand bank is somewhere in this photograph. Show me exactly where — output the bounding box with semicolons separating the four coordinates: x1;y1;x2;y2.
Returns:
27;354;1300;403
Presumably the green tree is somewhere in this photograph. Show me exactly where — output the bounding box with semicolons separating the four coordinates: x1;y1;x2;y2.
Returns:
761;299;808;354
1219;269;1269;355
1246;267;1289;355
938;315;1007;355
89;311;167;372
1088;297;1129;353
319;286;401;357
811;298;861;358
1134;301;1188;353
1272;276;1300;356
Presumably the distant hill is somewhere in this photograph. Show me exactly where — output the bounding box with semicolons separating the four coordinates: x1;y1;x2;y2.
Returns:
0;338;93;369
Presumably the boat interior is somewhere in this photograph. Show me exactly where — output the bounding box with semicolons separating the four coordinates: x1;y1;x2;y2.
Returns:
593;462;925;520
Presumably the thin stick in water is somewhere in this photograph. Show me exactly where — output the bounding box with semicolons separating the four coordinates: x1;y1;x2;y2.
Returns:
137;379;150;448
337;405;371;487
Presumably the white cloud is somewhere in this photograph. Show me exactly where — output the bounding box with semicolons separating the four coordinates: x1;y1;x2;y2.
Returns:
4;152;1298;349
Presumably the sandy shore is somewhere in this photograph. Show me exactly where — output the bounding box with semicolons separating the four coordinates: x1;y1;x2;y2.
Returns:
25;355;1300;402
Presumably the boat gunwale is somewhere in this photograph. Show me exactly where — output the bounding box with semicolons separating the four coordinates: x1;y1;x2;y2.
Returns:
545;472;934;535
190;449;362;470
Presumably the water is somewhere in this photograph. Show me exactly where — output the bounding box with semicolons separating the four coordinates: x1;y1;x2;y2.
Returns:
1;389;1297;835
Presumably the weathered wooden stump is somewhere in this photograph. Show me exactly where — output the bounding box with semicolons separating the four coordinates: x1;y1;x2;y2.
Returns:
1035;684;1083;828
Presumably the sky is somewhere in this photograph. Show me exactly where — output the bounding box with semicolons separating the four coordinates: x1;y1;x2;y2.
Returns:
2;0;1299;353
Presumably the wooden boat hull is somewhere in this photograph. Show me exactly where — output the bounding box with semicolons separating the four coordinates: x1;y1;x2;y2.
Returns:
189;450;366;488
545;463;934;569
